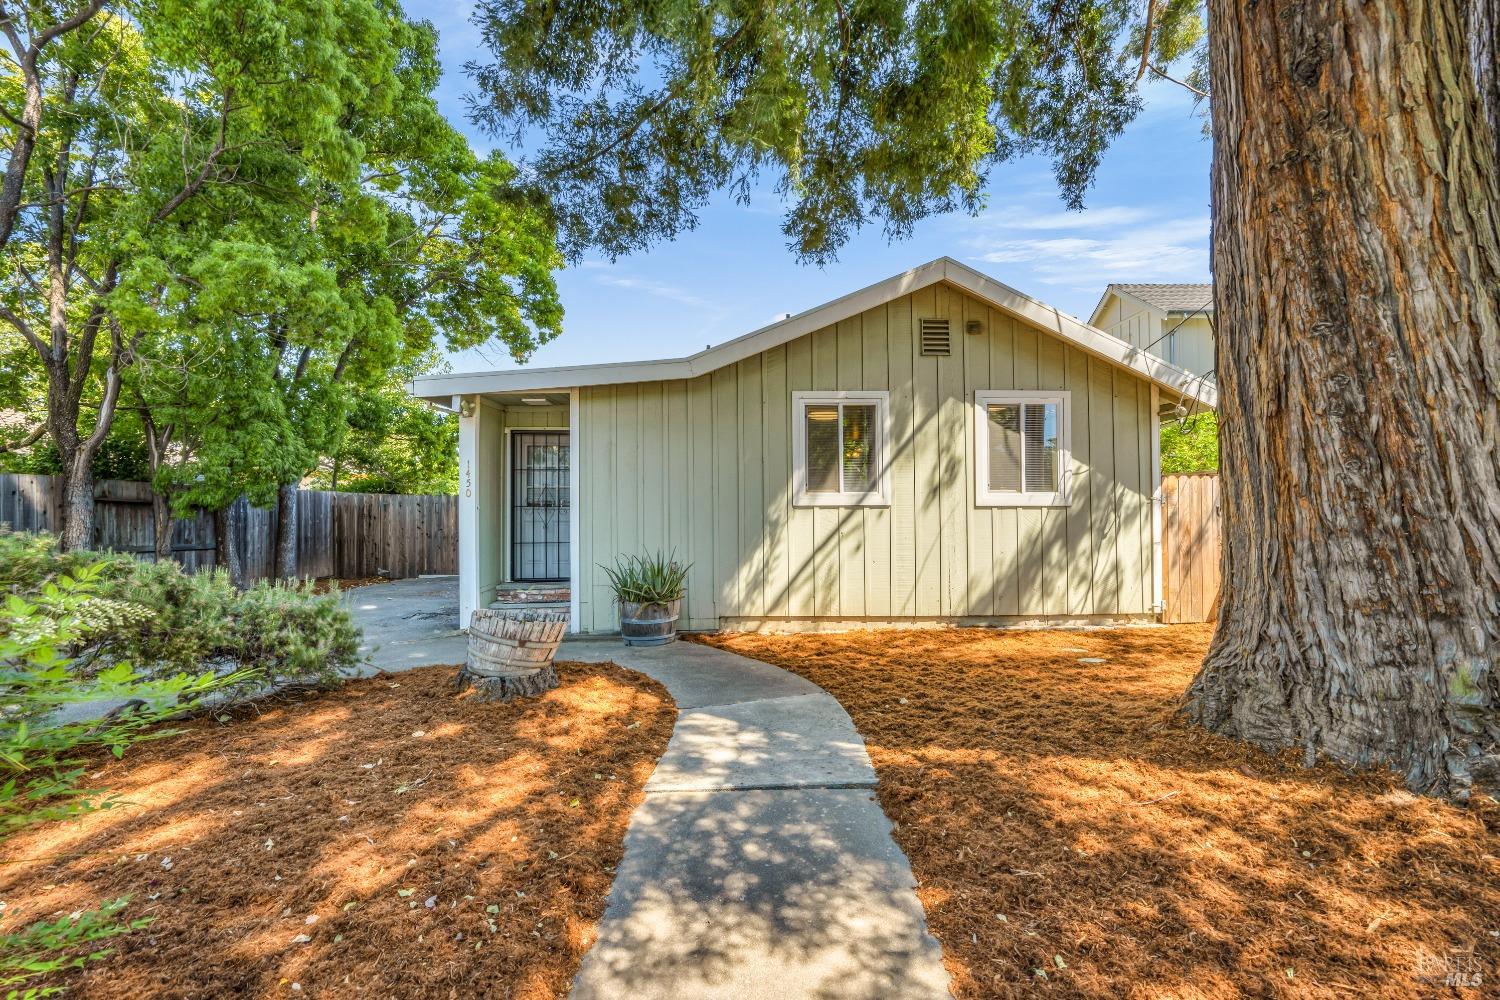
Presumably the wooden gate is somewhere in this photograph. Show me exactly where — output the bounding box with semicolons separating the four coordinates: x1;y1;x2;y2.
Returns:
1162;473;1221;624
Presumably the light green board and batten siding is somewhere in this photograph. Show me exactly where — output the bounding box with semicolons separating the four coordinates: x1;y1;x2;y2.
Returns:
573;281;1156;632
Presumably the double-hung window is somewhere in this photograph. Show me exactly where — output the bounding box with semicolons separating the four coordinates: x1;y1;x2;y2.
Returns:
792;391;890;507
974;390;1071;507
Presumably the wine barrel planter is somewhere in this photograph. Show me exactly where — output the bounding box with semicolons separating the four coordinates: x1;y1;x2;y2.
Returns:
619;599;681;646
455;608;569;701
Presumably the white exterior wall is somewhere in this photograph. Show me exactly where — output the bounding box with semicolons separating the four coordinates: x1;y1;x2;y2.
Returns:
573;282;1157;633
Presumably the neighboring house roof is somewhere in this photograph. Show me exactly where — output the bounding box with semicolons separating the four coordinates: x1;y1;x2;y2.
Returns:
1092;283;1213;324
412;257;1217;409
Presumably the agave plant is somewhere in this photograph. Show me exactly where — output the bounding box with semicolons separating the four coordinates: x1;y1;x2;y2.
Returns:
601;551;690;605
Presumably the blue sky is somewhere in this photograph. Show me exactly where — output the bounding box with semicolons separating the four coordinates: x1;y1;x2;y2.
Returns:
411;3;1213;374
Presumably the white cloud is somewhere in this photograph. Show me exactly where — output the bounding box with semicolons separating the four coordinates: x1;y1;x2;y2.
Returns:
591;272;723;312
973;204;1155;230
962;211;1209;286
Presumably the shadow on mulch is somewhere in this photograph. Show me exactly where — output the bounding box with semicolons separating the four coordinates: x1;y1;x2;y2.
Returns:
0;661;675;999
697;625;1499;999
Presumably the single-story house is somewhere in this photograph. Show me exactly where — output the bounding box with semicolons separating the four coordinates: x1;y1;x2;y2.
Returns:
410;258;1217;634
1089;283;1215;382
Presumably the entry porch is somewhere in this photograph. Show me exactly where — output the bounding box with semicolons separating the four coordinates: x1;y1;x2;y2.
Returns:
455;390;578;631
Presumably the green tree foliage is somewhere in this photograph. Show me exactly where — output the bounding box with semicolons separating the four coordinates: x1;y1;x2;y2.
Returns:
306;353;460;495
468;0;1205;263
1161;411;1218;474
0;0;563;550
123;5;562;527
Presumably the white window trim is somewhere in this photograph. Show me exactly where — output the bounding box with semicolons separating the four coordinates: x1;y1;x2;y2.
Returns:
973;390;1072;508
791;390;891;508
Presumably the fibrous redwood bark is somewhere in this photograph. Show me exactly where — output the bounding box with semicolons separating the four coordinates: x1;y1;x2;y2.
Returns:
1189;0;1500;799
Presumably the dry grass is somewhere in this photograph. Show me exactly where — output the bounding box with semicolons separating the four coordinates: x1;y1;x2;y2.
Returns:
697;625;1500;999
0;661;675;999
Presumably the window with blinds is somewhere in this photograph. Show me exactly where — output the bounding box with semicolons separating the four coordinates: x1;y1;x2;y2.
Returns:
974;391;1070;506
792;391;890;506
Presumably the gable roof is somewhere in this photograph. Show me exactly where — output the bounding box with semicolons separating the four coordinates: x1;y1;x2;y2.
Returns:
1095;283;1214;322
412;258;1217;409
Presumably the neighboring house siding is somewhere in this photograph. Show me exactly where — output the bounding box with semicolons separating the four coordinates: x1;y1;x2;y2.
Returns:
1168;315;1215;380
1095;295;1160;353
574;282;1155;632
1093;289;1214;381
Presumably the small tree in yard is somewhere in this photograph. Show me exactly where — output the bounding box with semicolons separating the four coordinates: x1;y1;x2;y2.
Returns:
121;7;562;582
0;1;563;573
467;0;1499;798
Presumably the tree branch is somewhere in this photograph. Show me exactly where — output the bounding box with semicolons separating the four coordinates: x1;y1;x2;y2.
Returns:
541;17;756;180
150;85;233;224
1149;63;1208;98
0;303;48;356
0;421;45;453
0;0;109;249
30;0;109;52
1136;0;1159;82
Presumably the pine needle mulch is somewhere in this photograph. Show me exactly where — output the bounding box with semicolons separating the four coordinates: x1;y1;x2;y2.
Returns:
0;660;675;999
696;626;1499;999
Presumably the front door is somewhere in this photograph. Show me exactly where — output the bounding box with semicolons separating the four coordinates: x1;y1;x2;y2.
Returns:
510;431;569;582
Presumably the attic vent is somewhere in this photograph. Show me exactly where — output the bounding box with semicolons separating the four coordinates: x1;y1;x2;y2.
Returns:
919;318;951;356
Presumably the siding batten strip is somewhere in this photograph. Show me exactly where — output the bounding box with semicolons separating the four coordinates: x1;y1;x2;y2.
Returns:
568;387;581;632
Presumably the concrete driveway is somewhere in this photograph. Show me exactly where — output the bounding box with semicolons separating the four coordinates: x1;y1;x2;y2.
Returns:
343;575;467;673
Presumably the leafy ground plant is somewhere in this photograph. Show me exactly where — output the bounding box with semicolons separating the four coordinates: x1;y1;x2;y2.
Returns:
1;562;234;996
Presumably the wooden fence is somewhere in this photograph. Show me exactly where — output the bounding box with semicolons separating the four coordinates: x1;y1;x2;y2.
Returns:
1161;472;1222;624
0;473;456;582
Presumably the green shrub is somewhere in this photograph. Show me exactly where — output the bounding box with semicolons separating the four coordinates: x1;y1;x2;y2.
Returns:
0;531;360;702
601;551;690;605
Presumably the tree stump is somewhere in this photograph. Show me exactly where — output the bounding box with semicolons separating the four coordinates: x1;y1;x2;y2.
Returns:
455;608;569;702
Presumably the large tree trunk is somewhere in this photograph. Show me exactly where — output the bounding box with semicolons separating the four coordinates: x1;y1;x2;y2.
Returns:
1188;0;1500;800
274;482;298;579
214;502;245;589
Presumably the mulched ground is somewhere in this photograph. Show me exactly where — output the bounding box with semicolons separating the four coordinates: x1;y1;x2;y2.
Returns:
1;661;675;999
697;626;1500;999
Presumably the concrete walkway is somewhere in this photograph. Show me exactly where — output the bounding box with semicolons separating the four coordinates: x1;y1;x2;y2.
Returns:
343;576;467;672
563;639;952;1000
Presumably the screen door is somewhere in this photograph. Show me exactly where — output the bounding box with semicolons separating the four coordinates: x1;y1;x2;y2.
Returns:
510;431;569;582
